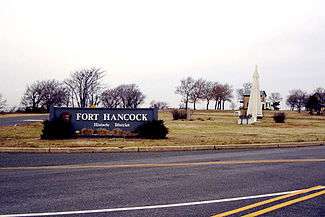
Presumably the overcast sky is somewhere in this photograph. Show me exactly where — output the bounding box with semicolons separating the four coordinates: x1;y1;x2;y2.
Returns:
1;0;325;108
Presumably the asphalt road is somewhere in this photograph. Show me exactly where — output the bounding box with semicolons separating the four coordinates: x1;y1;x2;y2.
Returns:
0;114;48;126
0;146;324;217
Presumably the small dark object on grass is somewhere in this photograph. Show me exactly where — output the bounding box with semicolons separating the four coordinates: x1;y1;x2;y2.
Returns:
41;120;73;139
273;112;286;123
171;109;187;120
135;120;168;139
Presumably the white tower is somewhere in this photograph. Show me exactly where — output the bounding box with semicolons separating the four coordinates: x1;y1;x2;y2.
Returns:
247;65;263;122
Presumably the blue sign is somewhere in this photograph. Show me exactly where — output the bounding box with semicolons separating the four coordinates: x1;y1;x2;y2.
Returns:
49;107;158;132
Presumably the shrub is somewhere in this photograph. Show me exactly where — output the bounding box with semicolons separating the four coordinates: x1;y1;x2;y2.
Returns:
171;109;187;120
123;131;137;137
81;128;94;135
41;120;73;140
107;128;136;137
112;128;124;136
273;112;286;123
135;120;169;139
95;128;110;135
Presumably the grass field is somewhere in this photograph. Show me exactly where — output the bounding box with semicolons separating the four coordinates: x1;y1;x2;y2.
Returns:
0;113;48;118
0;110;325;148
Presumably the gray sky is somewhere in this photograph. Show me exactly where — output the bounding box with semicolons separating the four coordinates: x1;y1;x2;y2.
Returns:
1;0;325;108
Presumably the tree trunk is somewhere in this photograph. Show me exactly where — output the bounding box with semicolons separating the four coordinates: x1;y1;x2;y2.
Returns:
206;100;209;110
32;101;36;111
222;101;225;110
186;108;190;120
214;101;217;110
193;101;196;110
218;100;221;110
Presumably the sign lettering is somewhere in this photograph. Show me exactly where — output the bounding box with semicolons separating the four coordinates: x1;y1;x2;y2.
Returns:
50;107;158;132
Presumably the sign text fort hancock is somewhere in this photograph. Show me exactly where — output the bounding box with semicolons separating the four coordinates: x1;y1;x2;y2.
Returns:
50;107;158;132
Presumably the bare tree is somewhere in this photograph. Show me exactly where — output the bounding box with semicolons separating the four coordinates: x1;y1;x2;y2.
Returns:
314;87;325;103
101;88;122;108
21;81;44;112
0;93;6;112
149;101;168;109
201;81;214;110
269;92;282;110
212;82;223;110
62;89;73;107
295;89;308;113
212;83;233;110
175;77;195;110
306;87;325;115
65;67;104;108
306;94;320;115
190;78;206;110
236;82;252;101
220;83;233;110
21;80;68;112
126;85;145;108
286;89;308;112
113;84;145;108
40;80;69;111
286;95;296;111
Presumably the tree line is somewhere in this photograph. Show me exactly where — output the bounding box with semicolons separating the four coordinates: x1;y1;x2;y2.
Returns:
21;67;145;112
175;77;233;110
0;68;324;114
286;88;325;115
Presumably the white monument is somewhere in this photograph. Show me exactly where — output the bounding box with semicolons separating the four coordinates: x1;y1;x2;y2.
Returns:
246;65;263;123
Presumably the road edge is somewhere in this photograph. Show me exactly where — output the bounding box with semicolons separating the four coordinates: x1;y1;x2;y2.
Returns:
0;141;324;153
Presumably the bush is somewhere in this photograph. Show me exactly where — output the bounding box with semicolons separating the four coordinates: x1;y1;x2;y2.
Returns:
111;128;124;136
41;120;73;139
171;109;187;120
81;128;94;135
95;128;110;135
273;112;286;123
135;120;169;139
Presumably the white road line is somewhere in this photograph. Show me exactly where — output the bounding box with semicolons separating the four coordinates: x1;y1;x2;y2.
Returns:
23;119;43;122
2;187;324;217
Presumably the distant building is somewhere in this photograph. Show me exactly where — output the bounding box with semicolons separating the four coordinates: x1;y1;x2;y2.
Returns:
241;90;271;110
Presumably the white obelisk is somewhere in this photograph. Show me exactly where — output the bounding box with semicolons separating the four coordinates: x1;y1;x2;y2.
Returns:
247;65;262;123
256;72;263;119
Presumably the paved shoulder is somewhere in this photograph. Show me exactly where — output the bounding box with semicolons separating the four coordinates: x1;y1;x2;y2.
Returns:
0;114;48;126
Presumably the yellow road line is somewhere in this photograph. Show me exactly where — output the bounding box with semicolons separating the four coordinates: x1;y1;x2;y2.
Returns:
211;185;324;217
242;189;325;217
1;159;325;170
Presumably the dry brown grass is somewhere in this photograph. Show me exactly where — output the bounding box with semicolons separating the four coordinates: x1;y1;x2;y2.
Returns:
0;110;324;148
0;113;49;118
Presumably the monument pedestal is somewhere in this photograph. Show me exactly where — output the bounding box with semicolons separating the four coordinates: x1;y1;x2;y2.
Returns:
238;117;256;125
